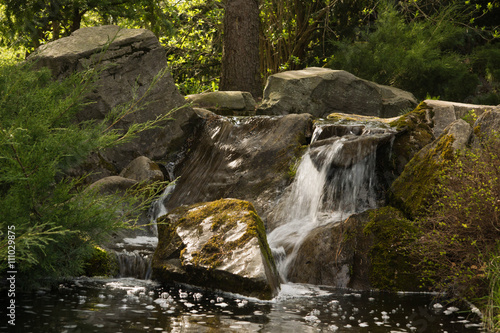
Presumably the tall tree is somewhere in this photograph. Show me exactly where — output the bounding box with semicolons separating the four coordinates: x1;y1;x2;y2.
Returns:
220;0;261;98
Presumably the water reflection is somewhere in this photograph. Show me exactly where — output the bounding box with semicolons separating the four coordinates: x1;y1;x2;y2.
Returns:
4;278;484;332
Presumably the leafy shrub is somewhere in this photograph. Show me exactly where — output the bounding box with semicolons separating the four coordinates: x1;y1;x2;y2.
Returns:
470;44;500;105
0;60;166;289
162;1;223;95
412;133;500;300
328;1;479;102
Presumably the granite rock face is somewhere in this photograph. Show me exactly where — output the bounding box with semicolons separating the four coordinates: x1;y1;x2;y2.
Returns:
30;25;197;181
258;68;417;118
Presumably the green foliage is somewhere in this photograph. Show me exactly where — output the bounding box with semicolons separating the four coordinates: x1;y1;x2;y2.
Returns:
161;0;223;95
412;134;500;300
0;59;168;289
328;1;480;101
486;255;500;331
470;44;500;104
0;0;174;52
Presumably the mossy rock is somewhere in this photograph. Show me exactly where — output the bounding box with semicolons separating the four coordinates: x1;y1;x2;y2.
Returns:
388;102;435;177
152;198;280;300
389;124;457;218
84;246;119;277
363;206;422;291
287;206;422;291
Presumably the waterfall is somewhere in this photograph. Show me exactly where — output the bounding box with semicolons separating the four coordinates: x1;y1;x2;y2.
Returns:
268;124;391;280
105;181;177;280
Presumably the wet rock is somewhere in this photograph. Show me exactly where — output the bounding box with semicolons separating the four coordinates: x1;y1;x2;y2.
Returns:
186;91;256;115
287;206;420;291
30;25;197;182
152;199;280;300
309;133;394;169
164;112;313;221
286;216;370;289
389;118;472;218
311;113;401;193
258;68;417;118
119;156;164;183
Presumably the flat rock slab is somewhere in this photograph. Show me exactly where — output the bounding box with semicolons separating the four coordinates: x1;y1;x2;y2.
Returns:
186;91;256;115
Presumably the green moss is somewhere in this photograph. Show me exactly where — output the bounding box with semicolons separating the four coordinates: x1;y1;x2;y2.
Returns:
363;206;421;291
389;101;430;131
389;131;455;218
84;246;118;277
167;199;276;271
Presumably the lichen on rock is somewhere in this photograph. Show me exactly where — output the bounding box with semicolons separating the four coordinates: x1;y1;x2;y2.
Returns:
152;198;280;300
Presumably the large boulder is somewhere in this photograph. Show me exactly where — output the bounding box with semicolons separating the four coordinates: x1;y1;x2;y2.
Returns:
152;199;280;299
30;25;198;181
163;110;313;221
257;68;417;118
389;118;473;218
287;206;420;291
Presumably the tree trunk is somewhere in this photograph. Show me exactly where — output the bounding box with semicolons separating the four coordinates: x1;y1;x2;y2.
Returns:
220;0;262;98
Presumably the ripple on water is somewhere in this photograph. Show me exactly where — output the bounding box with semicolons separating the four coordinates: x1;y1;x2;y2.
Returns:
8;279;485;333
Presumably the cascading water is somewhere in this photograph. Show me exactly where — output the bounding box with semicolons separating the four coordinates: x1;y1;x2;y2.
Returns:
106;181;177;280
268;123;393;280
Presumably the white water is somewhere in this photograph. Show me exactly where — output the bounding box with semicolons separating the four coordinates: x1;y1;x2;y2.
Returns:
107;182;177;280
268;128;381;280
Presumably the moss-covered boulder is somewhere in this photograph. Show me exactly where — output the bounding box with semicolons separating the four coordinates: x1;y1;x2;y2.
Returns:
389;118;472;218
388;100;497;179
421;100;496;138
388;102;435;178
362;206;421;291
286;206;421;291
152;199;280;300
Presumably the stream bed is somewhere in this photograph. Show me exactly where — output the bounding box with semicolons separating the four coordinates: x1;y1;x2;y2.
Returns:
4;277;485;333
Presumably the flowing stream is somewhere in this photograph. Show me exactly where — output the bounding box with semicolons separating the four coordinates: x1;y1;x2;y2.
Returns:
268;123;389;280
2;118;486;332
8;278;484;332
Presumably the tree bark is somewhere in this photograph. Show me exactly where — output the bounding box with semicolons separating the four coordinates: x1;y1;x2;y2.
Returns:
220;0;262;98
